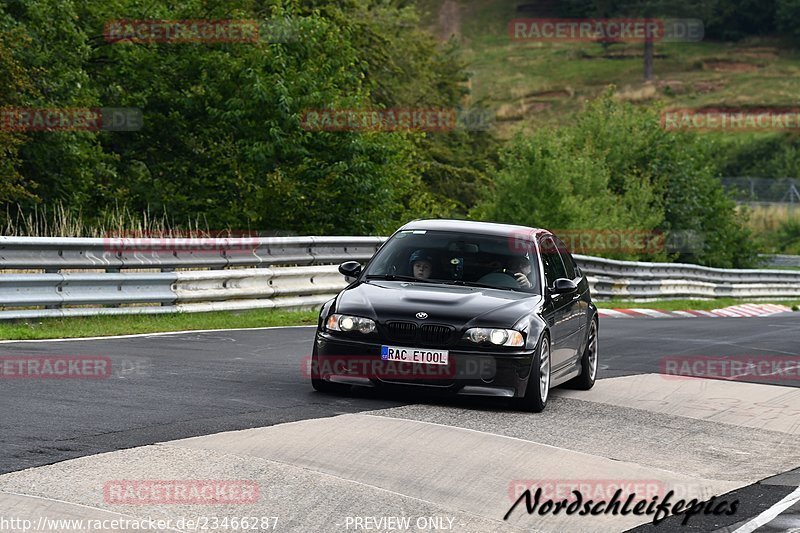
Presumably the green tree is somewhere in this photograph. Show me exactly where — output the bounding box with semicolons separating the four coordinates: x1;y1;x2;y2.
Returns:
0;27;35;207
297;0;498;217
1;0;498;234
714;134;800;178
776;0;800;41
80;0;449;233
1;0;115;212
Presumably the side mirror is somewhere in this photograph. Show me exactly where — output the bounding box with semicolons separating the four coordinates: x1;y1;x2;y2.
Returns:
338;261;362;280
551;278;578;295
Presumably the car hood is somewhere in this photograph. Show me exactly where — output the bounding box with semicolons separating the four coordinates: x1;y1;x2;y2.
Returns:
335;280;543;328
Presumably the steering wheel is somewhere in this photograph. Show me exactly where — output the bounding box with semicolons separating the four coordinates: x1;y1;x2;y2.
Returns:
476;271;522;289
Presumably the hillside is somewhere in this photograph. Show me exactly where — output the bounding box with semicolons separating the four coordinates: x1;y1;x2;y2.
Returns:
416;0;800;139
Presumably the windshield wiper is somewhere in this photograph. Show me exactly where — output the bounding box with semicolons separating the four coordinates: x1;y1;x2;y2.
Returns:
443;280;520;291
366;275;521;290
365;274;430;283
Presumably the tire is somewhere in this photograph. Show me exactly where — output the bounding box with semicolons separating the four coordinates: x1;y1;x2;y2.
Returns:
565;317;598;390
515;334;551;413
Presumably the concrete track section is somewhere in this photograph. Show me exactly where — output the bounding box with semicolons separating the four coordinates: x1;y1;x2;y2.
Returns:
1;373;799;533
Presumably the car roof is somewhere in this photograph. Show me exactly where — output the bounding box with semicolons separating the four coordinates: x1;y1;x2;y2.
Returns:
398;219;552;239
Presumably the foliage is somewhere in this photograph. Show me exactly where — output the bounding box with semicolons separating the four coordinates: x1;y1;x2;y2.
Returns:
475;92;759;267
714;134;800;178
776;0;800;42
1;0;493;234
295;1;498;216
772;217;800;254
0;27;34;204
1;0;115;209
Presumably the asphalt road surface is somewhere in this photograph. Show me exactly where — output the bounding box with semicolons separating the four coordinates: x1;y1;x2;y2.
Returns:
1;315;799;532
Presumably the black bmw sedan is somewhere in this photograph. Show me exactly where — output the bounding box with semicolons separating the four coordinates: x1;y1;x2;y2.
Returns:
310;219;599;412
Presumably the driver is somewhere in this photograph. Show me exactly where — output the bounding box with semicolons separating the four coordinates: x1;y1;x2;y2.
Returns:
409;250;434;280
507;255;532;288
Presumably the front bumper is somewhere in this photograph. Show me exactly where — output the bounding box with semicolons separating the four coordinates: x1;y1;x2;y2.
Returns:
313;331;536;398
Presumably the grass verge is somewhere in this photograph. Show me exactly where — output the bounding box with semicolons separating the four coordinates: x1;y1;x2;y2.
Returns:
0;308;320;341
595;298;800;311
1;299;796;340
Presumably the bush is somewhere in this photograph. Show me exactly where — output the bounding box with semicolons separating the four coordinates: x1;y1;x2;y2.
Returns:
714;134;800;178
776;0;800;42
773;217;800;254
475;91;759;267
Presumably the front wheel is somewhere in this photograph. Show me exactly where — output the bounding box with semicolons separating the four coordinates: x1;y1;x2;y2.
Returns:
565;318;598;390
515;335;550;413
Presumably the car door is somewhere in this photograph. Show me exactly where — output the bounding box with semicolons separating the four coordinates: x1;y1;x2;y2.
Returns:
554;237;586;364
538;236;579;369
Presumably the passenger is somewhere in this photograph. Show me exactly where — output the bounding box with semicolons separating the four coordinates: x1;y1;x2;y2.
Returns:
409;250;434;280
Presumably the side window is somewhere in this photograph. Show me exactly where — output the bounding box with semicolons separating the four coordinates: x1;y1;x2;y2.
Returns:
571;255;582;278
540;237;567;286
554;237;576;279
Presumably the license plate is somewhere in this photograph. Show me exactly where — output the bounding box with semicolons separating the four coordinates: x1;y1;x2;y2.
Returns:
381;345;449;365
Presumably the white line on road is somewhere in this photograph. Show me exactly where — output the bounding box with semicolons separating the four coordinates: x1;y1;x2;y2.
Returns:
731;485;800;533
0;325;316;344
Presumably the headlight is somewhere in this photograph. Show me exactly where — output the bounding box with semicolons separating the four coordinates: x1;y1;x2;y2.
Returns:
326;314;376;334
464;327;524;347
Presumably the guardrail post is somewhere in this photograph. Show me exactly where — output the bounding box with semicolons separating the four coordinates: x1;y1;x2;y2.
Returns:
105;267;121;308
161;267;175;306
44;268;61;309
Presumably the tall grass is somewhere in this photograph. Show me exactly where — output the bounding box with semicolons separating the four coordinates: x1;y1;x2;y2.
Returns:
2;202;228;238
740;203;800;254
742;203;800;232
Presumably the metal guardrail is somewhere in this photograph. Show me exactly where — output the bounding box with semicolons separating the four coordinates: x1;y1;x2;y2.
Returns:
574;254;800;301
0;237;797;319
763;254;800;268
0;236;384;271
0;266;344;320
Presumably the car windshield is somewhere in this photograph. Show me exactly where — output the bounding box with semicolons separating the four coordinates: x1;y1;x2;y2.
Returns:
364;230;540;293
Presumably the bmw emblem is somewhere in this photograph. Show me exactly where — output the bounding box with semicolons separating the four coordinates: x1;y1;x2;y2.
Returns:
416;312;428;320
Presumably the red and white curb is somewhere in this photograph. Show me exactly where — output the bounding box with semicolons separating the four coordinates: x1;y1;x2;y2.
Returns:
598;303;793;319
